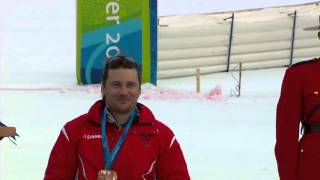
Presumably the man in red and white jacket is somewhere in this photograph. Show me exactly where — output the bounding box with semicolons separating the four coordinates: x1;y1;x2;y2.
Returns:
44;56;190;180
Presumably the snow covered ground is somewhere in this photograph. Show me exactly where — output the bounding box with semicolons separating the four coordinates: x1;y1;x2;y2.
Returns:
1;0;312;179
0;67;285;180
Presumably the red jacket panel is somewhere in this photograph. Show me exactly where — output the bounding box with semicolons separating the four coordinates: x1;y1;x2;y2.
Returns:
275;58;320;180
44;100;190;180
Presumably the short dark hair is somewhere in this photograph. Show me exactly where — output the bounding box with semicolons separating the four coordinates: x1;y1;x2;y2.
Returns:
101;55;141;86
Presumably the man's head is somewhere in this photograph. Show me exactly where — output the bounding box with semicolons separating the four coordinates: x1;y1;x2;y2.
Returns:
101;56;141;115
101;56;141;86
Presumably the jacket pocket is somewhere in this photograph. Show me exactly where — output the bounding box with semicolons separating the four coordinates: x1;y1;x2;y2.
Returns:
304;90;320;120
298;134;320;179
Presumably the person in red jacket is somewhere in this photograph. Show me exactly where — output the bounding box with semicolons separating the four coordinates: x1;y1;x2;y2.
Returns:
275;18;320;180
44;56;190;180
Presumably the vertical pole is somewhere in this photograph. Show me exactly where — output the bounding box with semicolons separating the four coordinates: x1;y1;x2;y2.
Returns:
237;63;242;97
289;10;297;66
196;68;201;93
226;13;235;72
150;0;158;85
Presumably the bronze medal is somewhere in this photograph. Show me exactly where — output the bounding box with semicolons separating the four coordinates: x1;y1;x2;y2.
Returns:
105;170;118;180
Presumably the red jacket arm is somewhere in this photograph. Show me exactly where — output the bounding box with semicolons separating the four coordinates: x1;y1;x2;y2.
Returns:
156;125;190;180
44;126;79;180
275;67;303;180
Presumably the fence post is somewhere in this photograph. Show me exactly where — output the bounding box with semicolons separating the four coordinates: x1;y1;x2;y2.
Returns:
224;13;235;72
289;10;297;66
196;68;201;93
237;62;242;97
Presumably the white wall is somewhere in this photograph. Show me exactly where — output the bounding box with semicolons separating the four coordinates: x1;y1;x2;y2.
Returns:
157;2;320;79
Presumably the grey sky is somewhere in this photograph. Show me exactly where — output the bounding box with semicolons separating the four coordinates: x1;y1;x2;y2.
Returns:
158;0;318;15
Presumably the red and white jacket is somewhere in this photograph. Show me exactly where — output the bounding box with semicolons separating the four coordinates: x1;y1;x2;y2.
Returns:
44;100;190;180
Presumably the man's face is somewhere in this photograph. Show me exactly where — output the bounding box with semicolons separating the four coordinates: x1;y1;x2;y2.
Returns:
101;68;140;114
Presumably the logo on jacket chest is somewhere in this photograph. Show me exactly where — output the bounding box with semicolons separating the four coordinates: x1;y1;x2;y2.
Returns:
83;134;102;140
138;133;156;148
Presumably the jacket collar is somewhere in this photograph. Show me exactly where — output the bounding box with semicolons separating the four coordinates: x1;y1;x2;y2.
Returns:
87;100;156;126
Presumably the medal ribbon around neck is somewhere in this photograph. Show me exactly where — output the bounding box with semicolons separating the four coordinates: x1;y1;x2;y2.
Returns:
101;107;137;170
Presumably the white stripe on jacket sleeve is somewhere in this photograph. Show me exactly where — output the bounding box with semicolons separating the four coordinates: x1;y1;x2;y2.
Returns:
78;154;88;180
61;127;70;142
169;136;176;149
